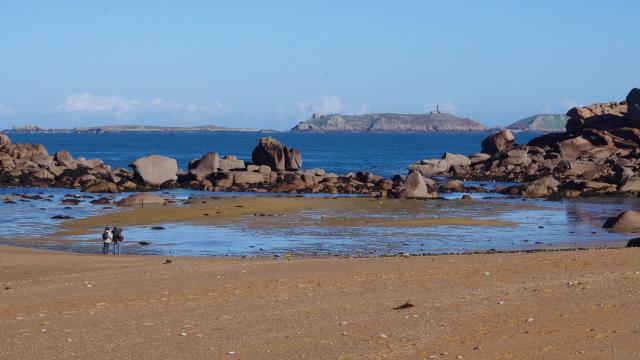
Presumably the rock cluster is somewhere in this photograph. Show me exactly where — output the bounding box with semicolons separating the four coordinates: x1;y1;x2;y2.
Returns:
180;137;436;198
409;88;640;198
0;135;441;198
0;135;120;192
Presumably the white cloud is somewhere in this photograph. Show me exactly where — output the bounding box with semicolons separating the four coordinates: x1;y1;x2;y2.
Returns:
296;95;345;115
54;93;231;121
148;98;178;110
56;94;135;114
423;101;458;114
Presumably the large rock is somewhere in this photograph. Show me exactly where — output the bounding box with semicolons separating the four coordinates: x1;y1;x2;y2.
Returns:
524;176;559;198
626;238;640;247
555;159;600;177
603;210;640;229
74;157;90;168
469;153;490;165
565;102;628;133
129;155;178;186
302;169;326;188
440;179;464;192
5;143;48;159
86;159;104;168
557;136;595;160
271;179;306;192
212;172;233;188
442;153;471;167
188;152;220;181
233;171;264;185
581;180;616;192
619;178;640;192
218;156;245;171
527;132;571;149
117;193;167;206
614;165;635;184
409;159;450;176
252;137;286;171
502;149;530;166
285;148;302;170
84;181;118;193
627;88;640;127
29;168;55;180
251;137;302;171
609;127;640;148
0;133;11;147
54;150;74;168
31;154;55;168
400;172;436;199
582;129;614;147
481;129;515;155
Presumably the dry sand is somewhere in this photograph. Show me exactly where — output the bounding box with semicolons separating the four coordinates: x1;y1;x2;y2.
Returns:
2;245;640;359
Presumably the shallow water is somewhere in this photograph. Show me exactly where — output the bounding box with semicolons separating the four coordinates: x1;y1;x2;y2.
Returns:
0;187;637;256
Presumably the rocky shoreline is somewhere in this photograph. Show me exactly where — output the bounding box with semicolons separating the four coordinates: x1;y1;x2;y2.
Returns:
1;88;639;201
410;88;640;199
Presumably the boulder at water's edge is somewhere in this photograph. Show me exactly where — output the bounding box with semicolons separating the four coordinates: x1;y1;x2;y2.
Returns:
130;155;178;186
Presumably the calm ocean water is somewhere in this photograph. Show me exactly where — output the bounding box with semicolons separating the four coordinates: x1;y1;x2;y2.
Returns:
9;132;541;177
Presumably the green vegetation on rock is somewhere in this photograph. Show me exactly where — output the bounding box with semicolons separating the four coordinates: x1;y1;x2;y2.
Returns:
506;114;568;132
291;112;487;132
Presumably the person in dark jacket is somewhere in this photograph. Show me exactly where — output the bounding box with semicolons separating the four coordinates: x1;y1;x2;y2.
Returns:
112;226;124;255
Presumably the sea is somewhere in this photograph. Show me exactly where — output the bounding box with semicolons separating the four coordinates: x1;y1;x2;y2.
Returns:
8;131;541;177
1;131;635;256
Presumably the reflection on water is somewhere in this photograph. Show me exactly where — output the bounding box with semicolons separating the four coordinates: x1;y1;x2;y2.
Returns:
0;187;638;256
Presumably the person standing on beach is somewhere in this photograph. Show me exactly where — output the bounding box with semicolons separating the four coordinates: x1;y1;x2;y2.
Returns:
101;227;112;254
112;226;124;255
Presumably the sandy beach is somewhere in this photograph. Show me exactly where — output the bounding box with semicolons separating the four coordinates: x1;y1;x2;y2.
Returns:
2;245;639;359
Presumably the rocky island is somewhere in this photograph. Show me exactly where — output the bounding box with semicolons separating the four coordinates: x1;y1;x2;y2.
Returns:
506;114;568;132
4;124;263;134
291;112;487;132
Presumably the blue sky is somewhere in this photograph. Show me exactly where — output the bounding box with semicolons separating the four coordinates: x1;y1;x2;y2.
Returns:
0;1;638;130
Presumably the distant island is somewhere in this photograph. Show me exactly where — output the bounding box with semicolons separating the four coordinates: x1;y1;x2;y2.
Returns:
506;114;568;132
3;124;264;134
291;112;488;132
5;114;567;134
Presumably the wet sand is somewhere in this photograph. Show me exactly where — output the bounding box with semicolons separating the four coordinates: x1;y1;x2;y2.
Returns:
2;245;639;359
55;196;520;237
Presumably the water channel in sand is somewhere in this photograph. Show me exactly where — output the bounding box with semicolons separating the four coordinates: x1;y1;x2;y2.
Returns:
1;186;637;256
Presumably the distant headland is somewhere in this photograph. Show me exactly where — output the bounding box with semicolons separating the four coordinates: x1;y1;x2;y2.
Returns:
291;112;488;132
506;114;568;132
3;124;267;134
